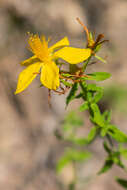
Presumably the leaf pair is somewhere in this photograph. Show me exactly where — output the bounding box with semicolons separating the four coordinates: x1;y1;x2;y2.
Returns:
98;141;125;175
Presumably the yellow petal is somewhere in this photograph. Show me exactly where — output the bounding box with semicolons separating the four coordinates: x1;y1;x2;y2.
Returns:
40;61;59;90
49;37;69;52
20;55;41;66
28;33;49;61
54;47;92;64
15;62;42;94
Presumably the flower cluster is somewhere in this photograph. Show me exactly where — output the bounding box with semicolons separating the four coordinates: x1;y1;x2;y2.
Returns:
15;18;106;95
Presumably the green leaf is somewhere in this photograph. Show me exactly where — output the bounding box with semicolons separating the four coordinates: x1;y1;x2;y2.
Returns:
120;149;127;159
90;103;105;127
98;159;113;175
61;73;73;77
69;137;88;146
66;83;78;106
102;110;112;124
94;44;101;53
80;82;87;93
93;90;103;103
70;126;97;146
56;154;71;173
116;178;127;189
103;141;111;154
95;55;107;64
64;111;84;127
89;32;94;41
108;125;127;143
60;79;73;87
86;84;104;103
87;84;102;92
86;91;93;102
75;92;84;99
100;125;109;137
56;149;91;173
67;149;91;162
87;126;98;142
87;72;111;81
68;183;75;190
112;155;124;168
79;101;89;112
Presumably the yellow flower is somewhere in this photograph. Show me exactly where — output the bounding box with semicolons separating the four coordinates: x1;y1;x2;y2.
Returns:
15;34;91;94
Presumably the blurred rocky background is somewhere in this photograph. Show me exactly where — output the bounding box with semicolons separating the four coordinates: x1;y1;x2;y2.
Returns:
0;0;127;189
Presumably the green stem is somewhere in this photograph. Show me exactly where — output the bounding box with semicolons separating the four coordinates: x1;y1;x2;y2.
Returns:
82;56;92;71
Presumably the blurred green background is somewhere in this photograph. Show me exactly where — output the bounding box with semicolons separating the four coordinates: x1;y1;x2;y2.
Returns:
0;0;127;189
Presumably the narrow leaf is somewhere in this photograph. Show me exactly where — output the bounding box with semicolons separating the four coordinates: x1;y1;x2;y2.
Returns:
86;91;93;102
120;149;127;160
56;155;70;173
103;110;112;124
60;79;73;87
67;149;91;162
79;101;89;112
98;159;113;175
66;83;78;106
93;90;103;103
116;178;127;189
94;44;101;53
108;125;127;143
87;72;111;81
70;126;97;146
87;84;102;92
75;92;84;99
90;103;105;127
86;126;97;143
103;141;111;154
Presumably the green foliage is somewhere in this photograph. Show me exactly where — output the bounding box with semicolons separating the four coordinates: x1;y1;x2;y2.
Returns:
98;159;113;175
79;101;89;112
94;44;101;53
56;25;127;189
60;79;73;87
86;84;104;103
63;111;83;131
56;148;91;173
98;141;125;175
119;148;127;160
61;110;97;146
102;110;112;124
68;126;97;146
87;83;102;92
108;125;127;143
66;83;78;106
63;77;127;188
116;178;127;189
90;103;105;127
86;72;111;81
93;89;103;103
